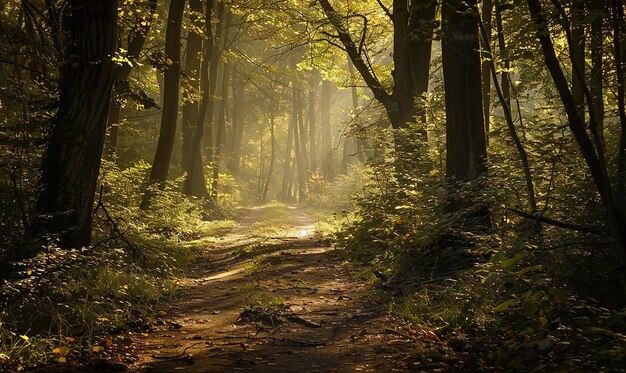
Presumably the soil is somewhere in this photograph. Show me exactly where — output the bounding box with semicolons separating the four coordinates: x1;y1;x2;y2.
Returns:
105;206;423;372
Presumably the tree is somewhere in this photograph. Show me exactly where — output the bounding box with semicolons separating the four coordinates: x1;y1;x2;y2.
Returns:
441;0;488;214
31;0;117;249
527;0;626;289
316;0;437;145
147;0;186;186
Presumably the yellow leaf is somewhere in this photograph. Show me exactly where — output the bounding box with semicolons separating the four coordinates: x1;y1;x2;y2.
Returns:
17;365;24;371
58;357;67;363
92;346;104;353
157;310;167;316
52;348;61;354
67;337;76;343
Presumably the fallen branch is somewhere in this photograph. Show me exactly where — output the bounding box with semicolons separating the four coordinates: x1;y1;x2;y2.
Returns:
505;207;607;235
151;342;203;359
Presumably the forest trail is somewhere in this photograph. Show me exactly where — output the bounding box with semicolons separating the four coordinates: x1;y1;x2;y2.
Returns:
117;205;420;372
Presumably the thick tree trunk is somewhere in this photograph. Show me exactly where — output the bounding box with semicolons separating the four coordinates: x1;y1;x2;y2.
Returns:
181;0;204;178
32;0;117;250
148;0;186;184
185;0;217;198
442;0;488;213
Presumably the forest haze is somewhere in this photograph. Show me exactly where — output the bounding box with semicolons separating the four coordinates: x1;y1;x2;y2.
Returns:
1;0;626;371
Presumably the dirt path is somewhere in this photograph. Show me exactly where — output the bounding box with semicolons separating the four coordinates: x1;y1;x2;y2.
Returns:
119;206;419;372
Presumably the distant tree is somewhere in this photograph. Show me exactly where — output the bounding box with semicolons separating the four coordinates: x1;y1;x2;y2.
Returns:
31;0;117;250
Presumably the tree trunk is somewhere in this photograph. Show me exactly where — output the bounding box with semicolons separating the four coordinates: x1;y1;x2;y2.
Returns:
32;0;117;250
148;0;186;185
294;89;308;202
442;0;488;214
227;80;245;174
308;72;320;172
529;0;626;292
590;0;605;149
281;101;294;202
495;2;510;107
571;0;586;120
614;0;626;197
185;0;217;198
262;99;276;202
481;0;493;145
211;60;230;197
320;79;334;180
181;0;204;178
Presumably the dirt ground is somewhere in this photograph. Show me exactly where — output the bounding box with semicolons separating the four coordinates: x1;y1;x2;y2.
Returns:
112;206;423;372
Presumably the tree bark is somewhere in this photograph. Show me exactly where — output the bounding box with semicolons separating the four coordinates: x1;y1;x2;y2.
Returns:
148;0;186;185
32;0;117;249
441;0;488;213
185;0;217;198
181;0;204;177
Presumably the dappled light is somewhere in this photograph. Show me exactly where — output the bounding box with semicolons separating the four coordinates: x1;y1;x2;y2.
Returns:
1;0;626;372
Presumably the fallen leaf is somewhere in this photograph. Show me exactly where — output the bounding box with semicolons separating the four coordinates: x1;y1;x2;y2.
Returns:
92;346;105;353
58;357;67;363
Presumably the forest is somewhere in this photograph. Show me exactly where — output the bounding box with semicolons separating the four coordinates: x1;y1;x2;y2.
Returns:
1;0;626;371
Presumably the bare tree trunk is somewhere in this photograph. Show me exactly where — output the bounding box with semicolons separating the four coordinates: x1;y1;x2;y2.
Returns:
147;0;186;185
294;89;308;202
211;60;230;197
281;102;294;202
185;0;217;198
262;100;276;202
495;2;510;107
442;0;488;216
320;79;334;180
571;0;586;120
181;0;204;177
32;0;117;250
308;71;320;172
481;0;493;145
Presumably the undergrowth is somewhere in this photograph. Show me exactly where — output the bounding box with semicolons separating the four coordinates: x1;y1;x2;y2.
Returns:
332;145;626;372
0;161;234;371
